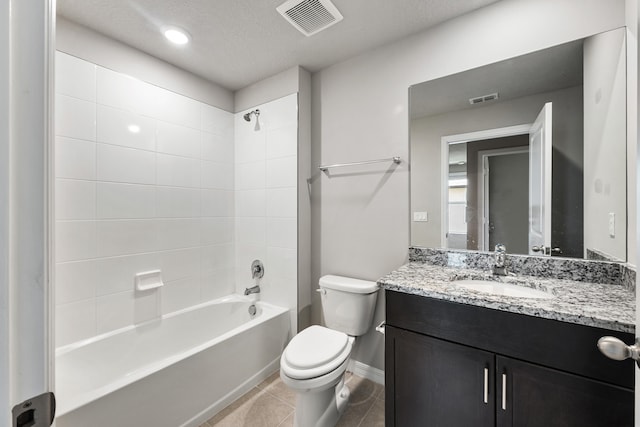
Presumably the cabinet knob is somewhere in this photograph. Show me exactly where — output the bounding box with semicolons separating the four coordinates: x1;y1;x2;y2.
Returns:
597;336;640;367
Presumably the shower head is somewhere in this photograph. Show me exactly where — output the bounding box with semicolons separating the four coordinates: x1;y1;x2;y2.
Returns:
243;109;260;121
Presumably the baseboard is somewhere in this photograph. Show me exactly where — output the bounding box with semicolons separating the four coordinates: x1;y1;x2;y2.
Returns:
347;360;385;385
182;357;280;427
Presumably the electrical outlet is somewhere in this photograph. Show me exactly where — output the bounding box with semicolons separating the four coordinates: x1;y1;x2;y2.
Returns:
608;212;615;238
413;212;428;222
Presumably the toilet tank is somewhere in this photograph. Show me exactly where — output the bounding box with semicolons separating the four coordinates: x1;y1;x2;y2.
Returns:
319;275;379;336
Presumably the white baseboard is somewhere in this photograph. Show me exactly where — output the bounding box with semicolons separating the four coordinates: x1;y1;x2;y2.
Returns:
347;360;385;385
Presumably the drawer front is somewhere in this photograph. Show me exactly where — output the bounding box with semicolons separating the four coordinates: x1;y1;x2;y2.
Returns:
386;290;634;389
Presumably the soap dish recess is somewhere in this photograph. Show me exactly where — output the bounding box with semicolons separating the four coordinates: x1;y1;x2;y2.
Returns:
135;270;164;291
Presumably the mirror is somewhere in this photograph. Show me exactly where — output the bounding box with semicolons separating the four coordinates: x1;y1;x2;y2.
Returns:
410;28;627;261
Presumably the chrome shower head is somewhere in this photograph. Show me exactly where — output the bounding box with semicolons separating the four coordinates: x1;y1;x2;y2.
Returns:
243;109;260;122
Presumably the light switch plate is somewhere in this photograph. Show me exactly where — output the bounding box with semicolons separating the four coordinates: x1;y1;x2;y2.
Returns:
413;211;428;222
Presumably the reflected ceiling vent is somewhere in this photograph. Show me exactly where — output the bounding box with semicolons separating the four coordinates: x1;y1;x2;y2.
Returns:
277;0;343;37
469;92;499;105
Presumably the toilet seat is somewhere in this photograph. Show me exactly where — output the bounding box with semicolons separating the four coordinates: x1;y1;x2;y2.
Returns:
281;326;352;380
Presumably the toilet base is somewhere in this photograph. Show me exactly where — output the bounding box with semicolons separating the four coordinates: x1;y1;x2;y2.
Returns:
293;376;350;427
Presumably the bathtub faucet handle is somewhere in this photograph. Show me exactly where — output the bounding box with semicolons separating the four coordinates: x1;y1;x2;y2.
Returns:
251;260;264;280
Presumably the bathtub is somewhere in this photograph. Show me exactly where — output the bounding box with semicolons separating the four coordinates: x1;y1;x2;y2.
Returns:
55;295;290;427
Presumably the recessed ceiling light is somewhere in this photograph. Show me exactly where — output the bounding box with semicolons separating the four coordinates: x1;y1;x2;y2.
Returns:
164;28;190;45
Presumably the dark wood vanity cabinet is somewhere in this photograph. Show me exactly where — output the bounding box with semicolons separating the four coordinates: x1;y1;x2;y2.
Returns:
385;290;635;427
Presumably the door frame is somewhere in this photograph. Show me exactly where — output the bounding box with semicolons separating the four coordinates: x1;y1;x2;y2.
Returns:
477;146;529;251
0;1;56;425
441;124;531;248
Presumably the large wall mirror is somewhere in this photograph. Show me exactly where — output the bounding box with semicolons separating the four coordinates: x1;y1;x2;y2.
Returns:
410;27;627;261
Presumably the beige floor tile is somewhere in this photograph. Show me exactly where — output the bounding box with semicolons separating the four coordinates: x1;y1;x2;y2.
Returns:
257;370;297;406
336;374;383;427
277;413;294;427
359;398;385;427
207;387;294;427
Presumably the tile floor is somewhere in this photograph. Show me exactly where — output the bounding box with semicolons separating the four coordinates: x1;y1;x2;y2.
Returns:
200;371;384;427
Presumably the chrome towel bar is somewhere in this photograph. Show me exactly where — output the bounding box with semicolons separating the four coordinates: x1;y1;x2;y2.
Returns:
318;156;401;172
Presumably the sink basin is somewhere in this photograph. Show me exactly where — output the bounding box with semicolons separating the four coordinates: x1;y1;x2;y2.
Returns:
454;279;554;299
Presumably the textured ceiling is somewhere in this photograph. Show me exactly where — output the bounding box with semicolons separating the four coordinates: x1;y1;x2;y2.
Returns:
57;0;499;91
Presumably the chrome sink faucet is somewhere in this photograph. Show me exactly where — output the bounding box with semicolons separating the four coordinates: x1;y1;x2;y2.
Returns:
245;260;264;295
492;244;508;276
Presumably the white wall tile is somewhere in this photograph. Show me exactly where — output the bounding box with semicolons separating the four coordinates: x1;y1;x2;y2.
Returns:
236;217;266;246
97;144;156;185
201;272;234;302
157;154;200;188
56;95;96;141
202;161;234;190
266;126;297;159
134;290;161;324
97;105;156;151
202;132;233;162
266;156;297;188
260;94;298;131
56;52;96;102
156;218;201;250
56;221;97;262
97;182;155;219
235;128;266;164
96;253;159;296
97;219;157;257
267;246;297;280
156;187;200;218
158;248;201;282
201;104;233;135
201;189;234;217
56;299;96;347
153;88;201;129
56;179;96;220
201;218;234;245
236;189;266;217
161;277;201;314
55;136;96;180
266;187;297;218
157;121;201;158
266;218;297;249
235;161;266;190
201;244;234;277
96;67;155;116
56;260;98;305
96;291;134;334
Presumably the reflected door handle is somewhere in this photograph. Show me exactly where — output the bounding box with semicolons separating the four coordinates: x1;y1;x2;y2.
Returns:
597;336;640;368
531;245;545;253
531;246;562;255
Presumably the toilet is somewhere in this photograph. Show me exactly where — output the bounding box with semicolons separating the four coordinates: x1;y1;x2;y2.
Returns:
280;275;379;427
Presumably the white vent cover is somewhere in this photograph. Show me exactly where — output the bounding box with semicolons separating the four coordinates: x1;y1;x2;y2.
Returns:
469;92;499;105
277;0;343;37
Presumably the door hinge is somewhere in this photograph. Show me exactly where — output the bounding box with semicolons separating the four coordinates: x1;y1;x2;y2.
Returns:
12;392;55;427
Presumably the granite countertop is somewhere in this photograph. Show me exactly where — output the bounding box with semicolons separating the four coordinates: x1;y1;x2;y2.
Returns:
379;261;635;333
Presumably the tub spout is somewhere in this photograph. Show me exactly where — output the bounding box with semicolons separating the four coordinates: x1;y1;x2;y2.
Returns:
244;285;260;296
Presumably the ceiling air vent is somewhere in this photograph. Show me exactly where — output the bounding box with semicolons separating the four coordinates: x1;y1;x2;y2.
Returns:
277;0;343;37
469;92;499;105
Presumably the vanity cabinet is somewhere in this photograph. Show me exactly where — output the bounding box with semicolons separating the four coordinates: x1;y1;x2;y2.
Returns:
385;290;634;427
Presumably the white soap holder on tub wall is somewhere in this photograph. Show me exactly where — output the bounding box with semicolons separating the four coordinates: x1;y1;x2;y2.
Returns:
134;270;164;291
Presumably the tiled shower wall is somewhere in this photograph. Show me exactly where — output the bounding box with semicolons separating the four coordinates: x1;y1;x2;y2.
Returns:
54;52;235;347
234;94;299;335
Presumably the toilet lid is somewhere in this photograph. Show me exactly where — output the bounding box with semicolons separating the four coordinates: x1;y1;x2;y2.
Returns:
282;326;351;379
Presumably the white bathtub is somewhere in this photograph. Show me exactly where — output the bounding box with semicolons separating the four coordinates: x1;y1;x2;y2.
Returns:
55;295;290;427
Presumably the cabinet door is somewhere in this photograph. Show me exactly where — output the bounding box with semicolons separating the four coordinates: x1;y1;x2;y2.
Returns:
386;326;495;427
496;356;633;427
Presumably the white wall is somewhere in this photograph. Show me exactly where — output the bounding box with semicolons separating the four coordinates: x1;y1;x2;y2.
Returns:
234;94;299;335
311;0;626;371
54;52;235;347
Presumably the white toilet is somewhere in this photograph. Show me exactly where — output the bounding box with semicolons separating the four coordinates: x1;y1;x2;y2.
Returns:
280;275;379;427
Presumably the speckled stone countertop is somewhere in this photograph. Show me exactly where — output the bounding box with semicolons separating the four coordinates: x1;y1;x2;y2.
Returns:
379;249;635;333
